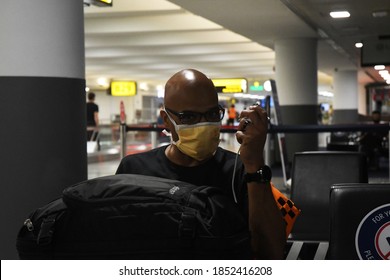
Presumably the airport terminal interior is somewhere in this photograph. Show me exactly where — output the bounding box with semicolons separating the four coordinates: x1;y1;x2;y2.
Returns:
87;127;390;190
2;0;390;261
83;0;390;192
83;0;390;260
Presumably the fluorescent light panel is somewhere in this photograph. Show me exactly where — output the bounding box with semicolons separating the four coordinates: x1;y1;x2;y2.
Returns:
374;65;386;70
330;11;351;18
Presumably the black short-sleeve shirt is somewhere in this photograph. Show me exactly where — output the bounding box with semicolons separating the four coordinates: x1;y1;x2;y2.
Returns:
116;145;247;211
86;102;99;126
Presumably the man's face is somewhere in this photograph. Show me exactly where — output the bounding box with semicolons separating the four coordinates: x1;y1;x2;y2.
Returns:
164;92;219;141
162;70;220;141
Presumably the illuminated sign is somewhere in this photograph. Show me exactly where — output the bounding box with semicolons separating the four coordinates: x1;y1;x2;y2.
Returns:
92;0;113;7
250;81;264;92
110;81;137;96
212;78;247;93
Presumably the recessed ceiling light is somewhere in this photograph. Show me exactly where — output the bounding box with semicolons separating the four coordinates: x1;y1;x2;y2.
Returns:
97;77;109;87
372;10;388;18
379;70;389;79
330;11;351;18
355;42;363;48
374;65;386;70
263;80;272;92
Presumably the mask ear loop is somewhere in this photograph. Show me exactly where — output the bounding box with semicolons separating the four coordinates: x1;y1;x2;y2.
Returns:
162;108;174;140
231;146;241;204
162;129;171;137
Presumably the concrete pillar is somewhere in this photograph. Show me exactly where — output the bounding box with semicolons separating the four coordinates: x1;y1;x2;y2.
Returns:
0;0;86;259
332;70;359;123
275;38;318;161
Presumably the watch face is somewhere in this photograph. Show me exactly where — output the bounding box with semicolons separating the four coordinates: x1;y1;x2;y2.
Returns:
245;165;272;183
261;165;272;181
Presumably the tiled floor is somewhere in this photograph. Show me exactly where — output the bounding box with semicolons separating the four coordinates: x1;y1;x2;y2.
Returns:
88;157;121;179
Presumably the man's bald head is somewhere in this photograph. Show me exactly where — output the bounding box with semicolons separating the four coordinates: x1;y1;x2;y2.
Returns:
164;69;218;111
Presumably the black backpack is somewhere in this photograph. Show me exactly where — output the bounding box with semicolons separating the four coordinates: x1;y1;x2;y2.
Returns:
16;174;251;259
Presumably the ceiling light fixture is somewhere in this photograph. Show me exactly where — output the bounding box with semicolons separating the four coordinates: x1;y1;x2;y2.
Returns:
374;65;386;70
139;83;149;91
379;71;390;81
372;10;388;18
355;42;363;48
319;91;334;97
263;80;272;92
156;85;164;98
97;77;109;88
330;11;351;18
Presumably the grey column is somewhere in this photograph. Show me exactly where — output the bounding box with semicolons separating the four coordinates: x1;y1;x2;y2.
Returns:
275;38;318;161
332;70;359;123
0;0;86;259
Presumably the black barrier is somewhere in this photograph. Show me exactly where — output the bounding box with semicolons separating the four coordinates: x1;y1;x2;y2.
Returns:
124;123;390;134
268;123;390;133
121;123;390;180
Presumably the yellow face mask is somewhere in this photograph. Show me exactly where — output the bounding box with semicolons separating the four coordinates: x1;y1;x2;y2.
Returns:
165;111;221;161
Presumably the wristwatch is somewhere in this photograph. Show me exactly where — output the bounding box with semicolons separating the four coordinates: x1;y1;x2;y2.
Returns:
244;165;272;183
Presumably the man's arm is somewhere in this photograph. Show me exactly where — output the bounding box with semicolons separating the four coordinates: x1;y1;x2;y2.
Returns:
94;111;99;126
236;105;286;259
247;181;286;259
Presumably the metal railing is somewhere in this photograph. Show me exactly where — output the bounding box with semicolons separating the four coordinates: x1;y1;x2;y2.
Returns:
118;122;390;176
120;122;390;136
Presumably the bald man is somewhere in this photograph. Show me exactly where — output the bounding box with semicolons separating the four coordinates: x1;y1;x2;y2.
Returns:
116;69;286;259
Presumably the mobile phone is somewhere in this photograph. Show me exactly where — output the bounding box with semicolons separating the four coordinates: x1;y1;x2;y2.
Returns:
254;95;271;117
265;95;271;117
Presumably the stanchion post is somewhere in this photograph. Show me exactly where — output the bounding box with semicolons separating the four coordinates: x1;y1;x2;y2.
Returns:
264;135;271;166
119;101;127;158
120;123;127;159
151;123;158;149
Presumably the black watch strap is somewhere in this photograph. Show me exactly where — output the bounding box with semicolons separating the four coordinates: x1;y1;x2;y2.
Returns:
244;165;272;183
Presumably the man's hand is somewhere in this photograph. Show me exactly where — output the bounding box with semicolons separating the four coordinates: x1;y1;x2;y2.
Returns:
236;105;269;173
236;105;285;259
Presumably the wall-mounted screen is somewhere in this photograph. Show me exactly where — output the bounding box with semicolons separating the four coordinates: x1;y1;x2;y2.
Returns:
109;81;137;96
361;39;390;66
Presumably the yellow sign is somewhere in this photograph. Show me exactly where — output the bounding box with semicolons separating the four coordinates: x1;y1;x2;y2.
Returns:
94;0;113;5
110;81;137;96
212;78;248;93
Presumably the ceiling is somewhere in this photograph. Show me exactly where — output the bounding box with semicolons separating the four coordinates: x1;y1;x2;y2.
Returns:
84;0;390;92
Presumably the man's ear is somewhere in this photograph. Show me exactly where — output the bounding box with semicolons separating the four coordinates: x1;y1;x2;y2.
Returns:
160;110;170;128
160;110;178;141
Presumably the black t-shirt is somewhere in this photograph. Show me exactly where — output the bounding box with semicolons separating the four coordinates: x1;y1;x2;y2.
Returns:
86;102;99;126
116;145;247;212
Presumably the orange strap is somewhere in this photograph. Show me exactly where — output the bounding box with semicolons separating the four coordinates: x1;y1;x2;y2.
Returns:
271;182;301;238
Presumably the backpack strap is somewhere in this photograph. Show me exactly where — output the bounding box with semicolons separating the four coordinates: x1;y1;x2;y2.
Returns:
179;212;197;238
37;213;59;245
